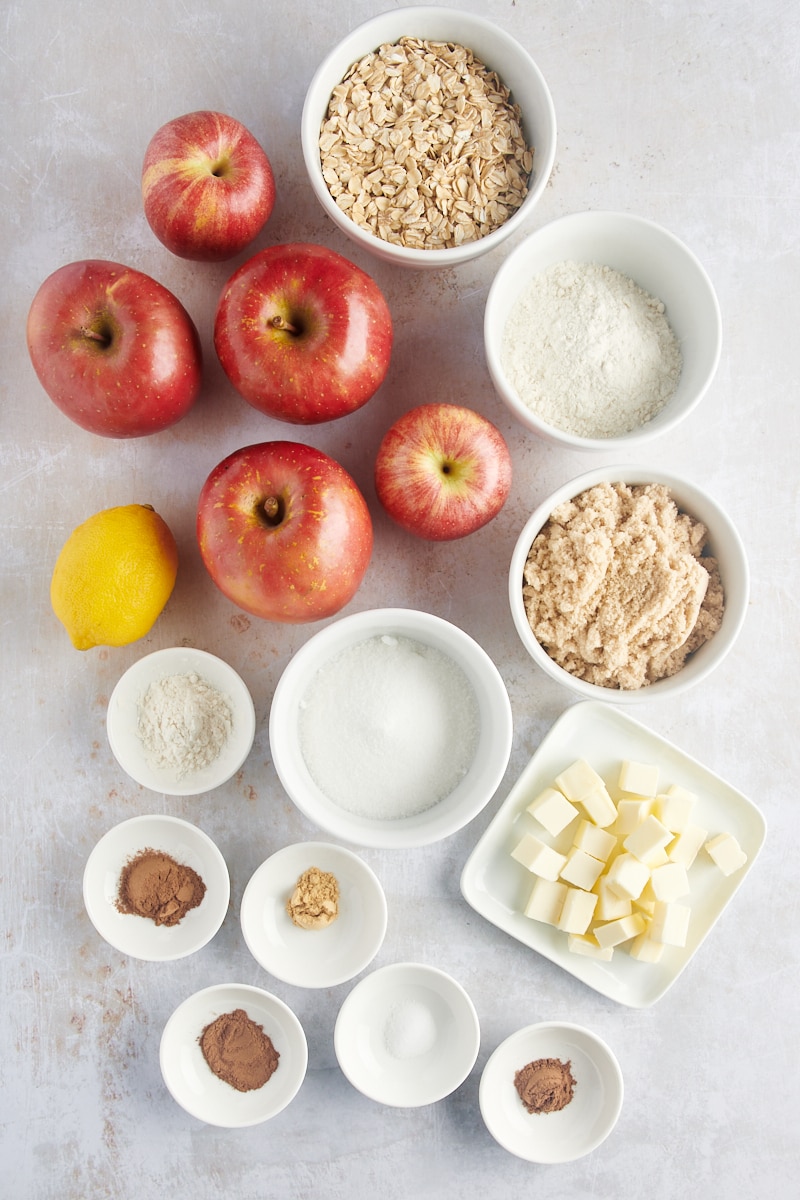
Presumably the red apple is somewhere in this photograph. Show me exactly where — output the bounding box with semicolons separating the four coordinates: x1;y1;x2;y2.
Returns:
142;110;275;261
26;259;202;438
374;403;513;540
213;242;393;424
197;441;373;623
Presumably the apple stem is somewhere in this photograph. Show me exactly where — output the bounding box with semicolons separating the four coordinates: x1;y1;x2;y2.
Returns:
269;315;299;335
262;496;284;526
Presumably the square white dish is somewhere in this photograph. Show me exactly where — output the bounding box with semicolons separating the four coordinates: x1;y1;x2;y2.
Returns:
460;701;766;1007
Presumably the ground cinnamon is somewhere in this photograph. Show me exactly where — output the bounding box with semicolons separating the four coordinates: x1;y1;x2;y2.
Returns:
199;1009;280;1092
116;848;206;927
514;1057;576;1114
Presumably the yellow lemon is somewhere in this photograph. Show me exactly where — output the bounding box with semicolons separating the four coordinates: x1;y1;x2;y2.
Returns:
51;504;178;650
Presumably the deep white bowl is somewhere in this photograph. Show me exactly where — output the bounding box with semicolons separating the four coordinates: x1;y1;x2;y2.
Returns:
82;815;230;961
334;962;480;1107
106;646;256;796
485;211;722;448
269;607;512;848
479;1022;623;1162
509;467;749;702
301;6;556;269
160;983;307;1127
240;841;388;988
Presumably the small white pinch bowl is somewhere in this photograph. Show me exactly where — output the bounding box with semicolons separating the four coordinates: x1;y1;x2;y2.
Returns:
240;841;388;988
509;466;749;702
106;646;256;796
301;6;557;269
160;983;307;1128
269;607;513;849
479;1022;623;1163
334;962;480;1107
82;814;230;961
485;210;722;448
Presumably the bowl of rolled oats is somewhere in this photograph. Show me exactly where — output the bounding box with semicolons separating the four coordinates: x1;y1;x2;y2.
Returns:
301;7;556;268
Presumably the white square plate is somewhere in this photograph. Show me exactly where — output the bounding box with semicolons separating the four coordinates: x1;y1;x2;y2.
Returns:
460;701;766;1007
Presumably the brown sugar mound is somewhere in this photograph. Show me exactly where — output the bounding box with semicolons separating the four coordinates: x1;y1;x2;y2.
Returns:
522;482;724;690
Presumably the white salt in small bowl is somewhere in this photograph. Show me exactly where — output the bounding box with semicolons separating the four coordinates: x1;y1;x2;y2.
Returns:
479;1022;623;1162
485;210;722;449
334;963;480;1107
268;608;513;849
106;646;256;796
160;983;307;1127
82;814;230;961
509;466;749;702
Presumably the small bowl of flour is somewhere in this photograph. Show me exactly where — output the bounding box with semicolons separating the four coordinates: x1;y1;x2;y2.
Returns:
484;210;722;449
107;646;256;795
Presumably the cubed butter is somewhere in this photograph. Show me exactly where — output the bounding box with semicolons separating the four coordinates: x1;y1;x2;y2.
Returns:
704;832;748;876
511;833;567;882
649;861;690;902
523;877;568;925
641;843;669;869
560;846;605;890
594;912;646;949
526;786;579;836
567;933;614;961
618;759;660;797
668;824;709;869
605;852;650;901
554;758;605;803
650;901;691;947
572;819;618;862
629;931;666;963
654;786;697;833
579;785;618;828
623;814;672;862
615;797;652;835
594;875;633;921
557;887;598;934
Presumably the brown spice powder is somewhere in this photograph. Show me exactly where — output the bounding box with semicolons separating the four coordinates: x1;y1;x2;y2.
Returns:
116;848;206;927
514;1057;576;1114
286;866;340;929
199;1009;280;1092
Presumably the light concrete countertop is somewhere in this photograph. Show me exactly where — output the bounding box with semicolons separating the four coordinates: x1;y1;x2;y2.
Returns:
2;2;798;1196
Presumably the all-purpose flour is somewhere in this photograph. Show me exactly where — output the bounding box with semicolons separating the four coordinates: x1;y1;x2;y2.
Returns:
137;672;233;777
501;261;683;438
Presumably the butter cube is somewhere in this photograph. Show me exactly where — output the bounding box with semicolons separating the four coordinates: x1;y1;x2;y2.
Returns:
560;846;605;890
567;933;614;961
641;843;669;869
649;861;691;902
511;833;567;881
633;895;656;916
704;832;748;876
572;819;617;862
650;901;691;947
668;824;709;869
594;875;633;921
629;931;665;963
594;912;646;949
615;798;652;835
580;786;618;828
554;758;605;803
618;760;660;797
623;814;672;862
526;786;579;836
524;878;568;925
654;786;697;833
605;852;650;901
557;887;598;934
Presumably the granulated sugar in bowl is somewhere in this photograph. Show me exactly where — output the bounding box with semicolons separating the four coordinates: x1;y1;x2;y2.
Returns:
269;608;512;849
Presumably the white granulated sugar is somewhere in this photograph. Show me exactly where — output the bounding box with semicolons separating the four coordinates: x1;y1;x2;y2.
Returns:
137;672;233;777
383;998;438;1060
297;634;480;820
501;260;683;438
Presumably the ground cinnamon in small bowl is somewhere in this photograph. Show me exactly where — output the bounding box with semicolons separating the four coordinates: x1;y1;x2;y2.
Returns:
514;1057;576;1114
199;1009;280;1092
116;848;206;927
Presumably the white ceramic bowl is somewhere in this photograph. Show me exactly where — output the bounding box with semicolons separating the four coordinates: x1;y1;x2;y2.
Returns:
106;646;256;795
301;6;556;269
240;841;388;988
479;1022;623;1162
334;962;480;1107
160;983;307;1127
485;211;722;448
82;815;230;961
269;607;512;848
509;467;749;702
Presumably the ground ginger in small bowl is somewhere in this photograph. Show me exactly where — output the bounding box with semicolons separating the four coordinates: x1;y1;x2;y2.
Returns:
508;468;749;701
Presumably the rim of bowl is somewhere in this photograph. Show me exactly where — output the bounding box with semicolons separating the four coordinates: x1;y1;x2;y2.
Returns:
301;6;557;268
484;210;722;448
268;607;513;847
508;467;749;702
